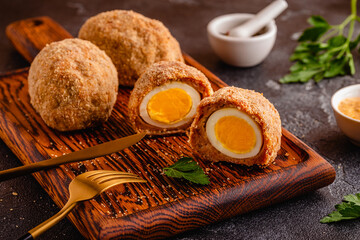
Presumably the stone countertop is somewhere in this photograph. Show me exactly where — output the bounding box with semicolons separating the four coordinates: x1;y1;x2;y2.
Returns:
0;0;359;239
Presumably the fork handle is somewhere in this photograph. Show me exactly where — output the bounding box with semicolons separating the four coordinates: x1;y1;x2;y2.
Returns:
18;200;77;239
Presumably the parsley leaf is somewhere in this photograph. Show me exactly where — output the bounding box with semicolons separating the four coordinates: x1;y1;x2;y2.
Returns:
163;157;210;185
320;193;360;223
280;0;360;83
298;26;330;42
308;16;330;27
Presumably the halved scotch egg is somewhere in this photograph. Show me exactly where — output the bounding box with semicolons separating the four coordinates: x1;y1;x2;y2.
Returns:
139;82;201;128
189;87;281;167
128;61;213;135
206;108;263;159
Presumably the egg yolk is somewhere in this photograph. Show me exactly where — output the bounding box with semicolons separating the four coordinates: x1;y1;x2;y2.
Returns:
147;88;192;123
215;116;256;153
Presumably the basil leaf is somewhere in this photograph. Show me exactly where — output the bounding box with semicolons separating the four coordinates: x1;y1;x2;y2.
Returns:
163;168;184;178
168;157;198;172
163;157;210;185
182;168;210;185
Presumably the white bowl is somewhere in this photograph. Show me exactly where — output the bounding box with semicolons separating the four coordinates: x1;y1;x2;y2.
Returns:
331;84;360;146
207;13;277;67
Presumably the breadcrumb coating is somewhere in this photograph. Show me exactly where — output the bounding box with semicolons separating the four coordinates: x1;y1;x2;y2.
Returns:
128;61;213;135
189;87;281;167
28;38;118;131
78;10;184;87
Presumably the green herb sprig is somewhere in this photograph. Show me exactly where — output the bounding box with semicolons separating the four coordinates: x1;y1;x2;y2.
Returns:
280;0;360;83
320;193;360;223
163;157;210;185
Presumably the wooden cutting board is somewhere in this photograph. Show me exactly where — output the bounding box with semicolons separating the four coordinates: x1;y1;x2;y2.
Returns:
1;17;335;239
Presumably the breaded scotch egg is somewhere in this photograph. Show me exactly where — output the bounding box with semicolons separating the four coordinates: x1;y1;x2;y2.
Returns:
128;61;213;135
28;38;118;131
78;10;184;87
189;87;281;167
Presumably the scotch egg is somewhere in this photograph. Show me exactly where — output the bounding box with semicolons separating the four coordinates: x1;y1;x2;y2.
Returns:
128;61;213;135
139;82;201;128
189;87;281;167
206;108;263;159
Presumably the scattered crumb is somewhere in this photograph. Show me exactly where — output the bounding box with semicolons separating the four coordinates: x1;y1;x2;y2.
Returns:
12;192;18;196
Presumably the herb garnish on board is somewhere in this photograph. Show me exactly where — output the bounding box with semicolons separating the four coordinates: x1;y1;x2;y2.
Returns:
163;157;210;185
281;0;360;83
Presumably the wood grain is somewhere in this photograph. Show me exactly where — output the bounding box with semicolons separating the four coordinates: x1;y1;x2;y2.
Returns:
1;17;336;239
6;16;72;62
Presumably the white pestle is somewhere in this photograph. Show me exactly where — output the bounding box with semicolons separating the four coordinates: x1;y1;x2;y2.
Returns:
228;0;288;38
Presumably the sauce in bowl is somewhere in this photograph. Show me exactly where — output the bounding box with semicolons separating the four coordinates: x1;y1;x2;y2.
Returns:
338;97;360;120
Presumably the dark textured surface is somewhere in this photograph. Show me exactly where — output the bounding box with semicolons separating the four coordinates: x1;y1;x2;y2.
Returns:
0;0;359;239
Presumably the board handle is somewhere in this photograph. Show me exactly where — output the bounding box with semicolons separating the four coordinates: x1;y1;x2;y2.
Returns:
6;16;73;63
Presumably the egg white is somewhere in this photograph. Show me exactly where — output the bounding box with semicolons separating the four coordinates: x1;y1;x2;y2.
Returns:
139;82;201;128
206;108;263;159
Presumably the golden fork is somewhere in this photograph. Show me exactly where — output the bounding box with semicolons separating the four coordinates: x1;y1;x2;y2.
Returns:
18;170;146;240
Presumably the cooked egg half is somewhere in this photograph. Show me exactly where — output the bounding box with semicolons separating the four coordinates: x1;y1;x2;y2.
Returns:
206;108;263;159
139;82;201;128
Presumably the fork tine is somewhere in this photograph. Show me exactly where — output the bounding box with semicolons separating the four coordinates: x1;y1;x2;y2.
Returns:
99;178;147;191
90;172;139;182
85;171;138;181
85;170;138;177
102;178;147;185
82;171;109;179
96;175;144;184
